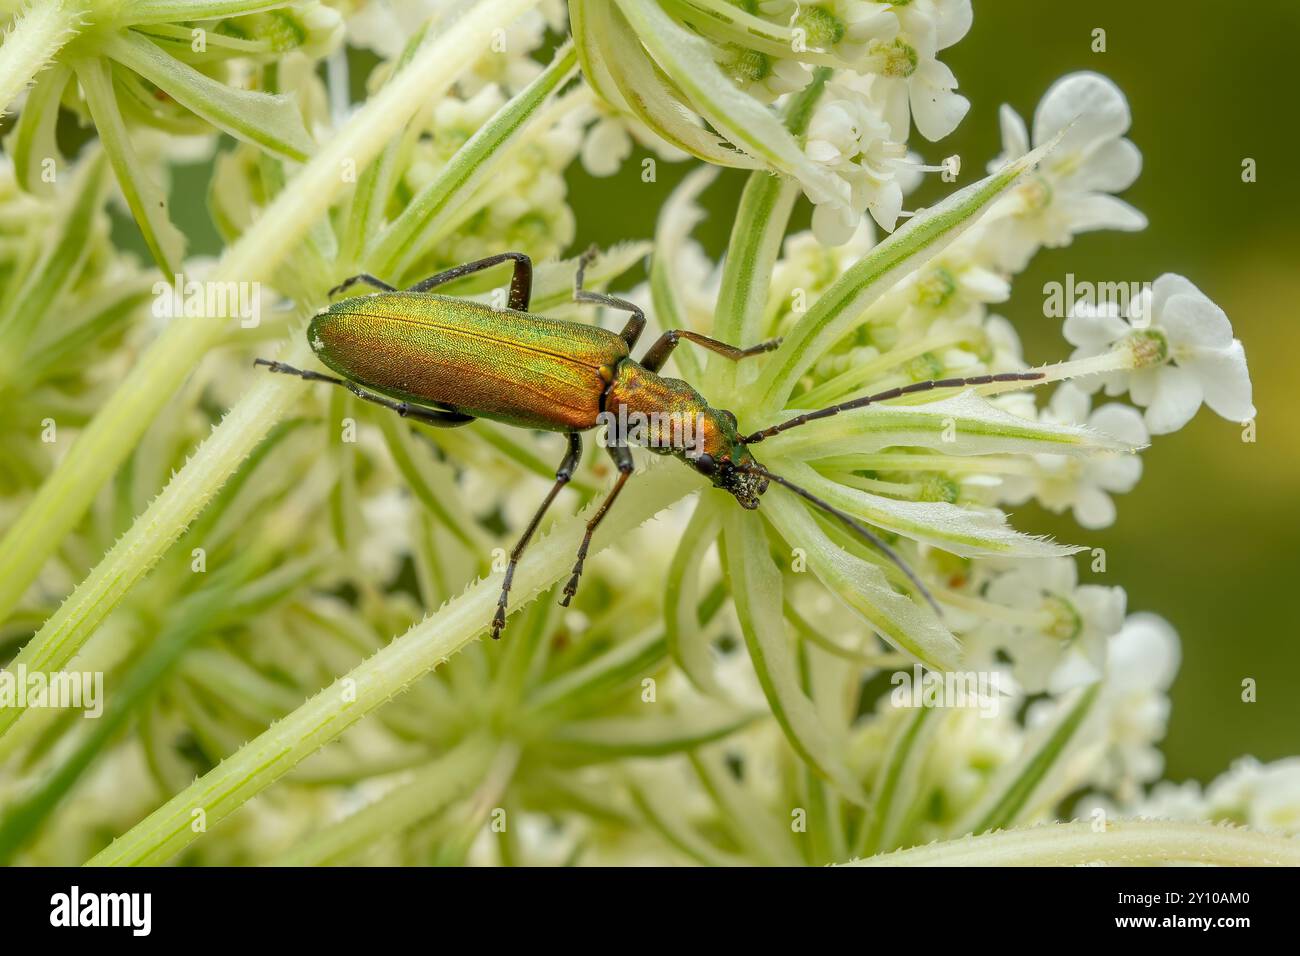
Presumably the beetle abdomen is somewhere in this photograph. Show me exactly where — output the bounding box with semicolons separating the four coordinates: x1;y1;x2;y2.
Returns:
309;293;629;431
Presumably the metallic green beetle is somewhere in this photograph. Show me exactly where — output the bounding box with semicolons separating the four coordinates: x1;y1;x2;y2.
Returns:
257;250;1041;637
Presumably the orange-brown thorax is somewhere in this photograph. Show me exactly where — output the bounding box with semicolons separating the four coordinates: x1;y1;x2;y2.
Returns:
604;361;766;507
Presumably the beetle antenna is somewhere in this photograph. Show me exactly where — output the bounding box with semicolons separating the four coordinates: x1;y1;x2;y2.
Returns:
742;371;1045;444
736;463;942;617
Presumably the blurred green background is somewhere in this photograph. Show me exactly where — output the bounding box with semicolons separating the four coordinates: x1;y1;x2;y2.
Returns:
156;1;1295;785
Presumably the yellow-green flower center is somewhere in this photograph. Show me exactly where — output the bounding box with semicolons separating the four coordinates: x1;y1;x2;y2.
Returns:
797;7;847;48
871;38;919;78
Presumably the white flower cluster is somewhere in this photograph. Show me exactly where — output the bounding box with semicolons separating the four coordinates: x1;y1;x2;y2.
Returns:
571;0;972;242
789;0;974;241
643;64;1255;727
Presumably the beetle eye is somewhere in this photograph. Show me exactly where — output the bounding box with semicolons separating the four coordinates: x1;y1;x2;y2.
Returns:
694;453;717;476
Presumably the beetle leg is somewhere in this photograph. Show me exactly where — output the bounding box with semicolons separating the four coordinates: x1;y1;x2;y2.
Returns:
406;252;533;311
560;442;634;608
492;433;583;639
574;244;645;350
639;330;782;373
328;274;397;297
254;359;475;427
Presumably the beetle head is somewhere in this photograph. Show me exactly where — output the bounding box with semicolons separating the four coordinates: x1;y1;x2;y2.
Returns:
688;408;768;509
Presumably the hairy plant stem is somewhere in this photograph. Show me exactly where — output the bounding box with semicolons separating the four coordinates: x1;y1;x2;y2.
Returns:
0;0;539;728
0;0;84;118
849;820;1300;867
87;466;695;866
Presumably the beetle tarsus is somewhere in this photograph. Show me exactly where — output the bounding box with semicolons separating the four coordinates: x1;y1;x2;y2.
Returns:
559;562;584;607
254;358;342;386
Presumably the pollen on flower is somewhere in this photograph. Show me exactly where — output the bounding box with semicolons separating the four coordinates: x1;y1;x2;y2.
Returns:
920;474;961;504
915;265;958;309
797;7;847;48
871;37;919;78
905;351;946;381
1044;594;1084;643
1127;328;1169;368
1015;175;1053;213
728;46;772;83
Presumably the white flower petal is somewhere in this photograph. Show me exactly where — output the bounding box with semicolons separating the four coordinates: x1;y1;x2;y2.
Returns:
1160;290;1235;351
963;266;1011;302
1142;365;1204;434
1123;367;1157;406
1064;305;1129;351
997;103;1029;161
1078;583;1128;636
1088;402;1149;447
1073;484;1117;529
1091;453;1143;494
1108;613;1181;691
910;74;969;141
877;76;912;142
1185;340;1255;422
934;0;974;50
805;139;842;164
812;200;861;246
867;180;904;232
1047;382;1091;424
1063;137;1142;193
581;118;632;177
1056;192;1148;234
1150;272;1204;316
1033;72;1132;153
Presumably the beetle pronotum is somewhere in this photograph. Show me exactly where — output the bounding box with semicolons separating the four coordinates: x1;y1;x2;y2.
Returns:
257;249;1042;637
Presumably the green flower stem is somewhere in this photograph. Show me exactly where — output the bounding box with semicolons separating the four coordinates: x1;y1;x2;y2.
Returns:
368;40;577;280
271;734;498;866
708;173;797;395
0;331;312;747
958;683;1101;836
0;553;267;863
114;1;297;24
707;69;825;394
855;706;935;857
86;465;695;866
849;820;1300;867
429;743;521;866
0;0;538;671
0;0;84;118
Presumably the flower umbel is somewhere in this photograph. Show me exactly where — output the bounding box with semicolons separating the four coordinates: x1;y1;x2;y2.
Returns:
0;2;1284;872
